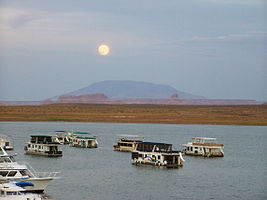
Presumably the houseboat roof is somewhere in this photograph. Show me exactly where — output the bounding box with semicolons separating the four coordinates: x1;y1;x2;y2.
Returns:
192;137;216;140
30;135;53;138
73;132;90;135
75;136;97;140
55;130;67;133
138;142;171;146
117;134;139;138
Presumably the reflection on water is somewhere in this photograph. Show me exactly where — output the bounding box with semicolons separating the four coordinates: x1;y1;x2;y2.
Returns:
0;122;266;200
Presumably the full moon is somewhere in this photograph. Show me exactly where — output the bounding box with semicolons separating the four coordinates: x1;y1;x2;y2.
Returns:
98;44;110;56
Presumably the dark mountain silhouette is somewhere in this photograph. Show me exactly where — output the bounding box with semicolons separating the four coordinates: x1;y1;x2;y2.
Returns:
65;80;205;99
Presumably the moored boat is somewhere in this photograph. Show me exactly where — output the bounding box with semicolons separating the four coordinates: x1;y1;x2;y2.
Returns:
0;134;14;151
113;135;143;152
0;147;59;193
24;135;63;157
132;142;184;168
54;130;70;144
0;182;43;200
182;137;224;157
70;132;98;148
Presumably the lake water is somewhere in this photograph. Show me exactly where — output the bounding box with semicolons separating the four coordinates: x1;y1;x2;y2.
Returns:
0;122;266;200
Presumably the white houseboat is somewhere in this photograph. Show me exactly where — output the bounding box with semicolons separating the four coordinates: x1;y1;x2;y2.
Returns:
0;147;59;193
182;137;224;157
24;135;63;157
0;182;43;200
70;132;98;148
113;135;144;152
0;135;14;151
54;130;70;144
132;142;184;168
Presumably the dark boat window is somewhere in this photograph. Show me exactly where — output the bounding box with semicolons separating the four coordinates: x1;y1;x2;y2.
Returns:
19;170;27;176
158;155;161;160
3;157;11;163
7;171;17;177
0;171;8;176
9;156;15;162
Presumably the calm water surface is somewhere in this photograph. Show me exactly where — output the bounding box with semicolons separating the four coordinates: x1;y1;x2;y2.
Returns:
0;122;266;200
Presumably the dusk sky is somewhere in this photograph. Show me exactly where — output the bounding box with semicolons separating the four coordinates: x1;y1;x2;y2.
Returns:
0;0;266;101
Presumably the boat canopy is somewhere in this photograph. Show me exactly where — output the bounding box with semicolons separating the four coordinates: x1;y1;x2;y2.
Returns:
15;182;34;187
192;137;216;140
73;132;90;135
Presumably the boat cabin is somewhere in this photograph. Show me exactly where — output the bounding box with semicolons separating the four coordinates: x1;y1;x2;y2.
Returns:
70;132;98;148
54;130;70;144
182;137;224;157
0;135;13;151
0;182;42;200
132;142;184;168
24;135;63;157
113;135;144;152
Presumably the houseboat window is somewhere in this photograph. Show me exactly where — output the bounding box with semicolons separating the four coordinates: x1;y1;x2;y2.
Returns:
187;147;189;151
0;171;8;176
191;147;193;151
195;147;198;149
28;144;30;147
7;171;17;177
19;170;27;176
158;155;161;159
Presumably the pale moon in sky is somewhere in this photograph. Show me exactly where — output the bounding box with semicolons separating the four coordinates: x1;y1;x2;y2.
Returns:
98;44;110;56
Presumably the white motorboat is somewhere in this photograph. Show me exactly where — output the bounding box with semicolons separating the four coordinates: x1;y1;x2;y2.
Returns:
113;135;144;152
0;181;43;200
182;137;224;157
0;147;59;193
132;142;184;168
54;130;70;144
0;134;14;151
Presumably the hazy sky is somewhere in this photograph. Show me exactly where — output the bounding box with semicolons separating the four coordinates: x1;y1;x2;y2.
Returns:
0;0;266;101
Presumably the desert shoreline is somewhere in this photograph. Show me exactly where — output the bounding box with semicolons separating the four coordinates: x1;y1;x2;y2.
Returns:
0;104;266;126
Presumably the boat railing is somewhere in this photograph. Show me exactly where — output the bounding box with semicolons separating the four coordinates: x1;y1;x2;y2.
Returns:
21;162;60;178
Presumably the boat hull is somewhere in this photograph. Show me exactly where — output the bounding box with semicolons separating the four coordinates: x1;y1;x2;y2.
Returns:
25;150;62;157
21;177;54;193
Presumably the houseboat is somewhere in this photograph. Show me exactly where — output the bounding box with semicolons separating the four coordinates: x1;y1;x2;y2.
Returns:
0;135;14;151
54;130;70;144
132;142;184;168
182;137;224;157
24;135;63;157
0;147;59;193
70;132;98;148
113;135;144;152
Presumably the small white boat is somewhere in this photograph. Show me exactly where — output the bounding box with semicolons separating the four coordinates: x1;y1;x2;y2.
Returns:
0;134;14;151
132;142;184;168
24;135;63;157
54;130;70;144
182;137;224;157
0;147;59;193
70;132;98;148
113;135;144;152
0;182;43;200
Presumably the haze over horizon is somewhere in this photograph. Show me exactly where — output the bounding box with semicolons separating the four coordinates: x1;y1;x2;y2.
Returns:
0;0;266;101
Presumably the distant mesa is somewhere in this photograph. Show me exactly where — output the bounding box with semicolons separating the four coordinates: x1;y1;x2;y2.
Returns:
0;80;262;106
63;80;204;99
